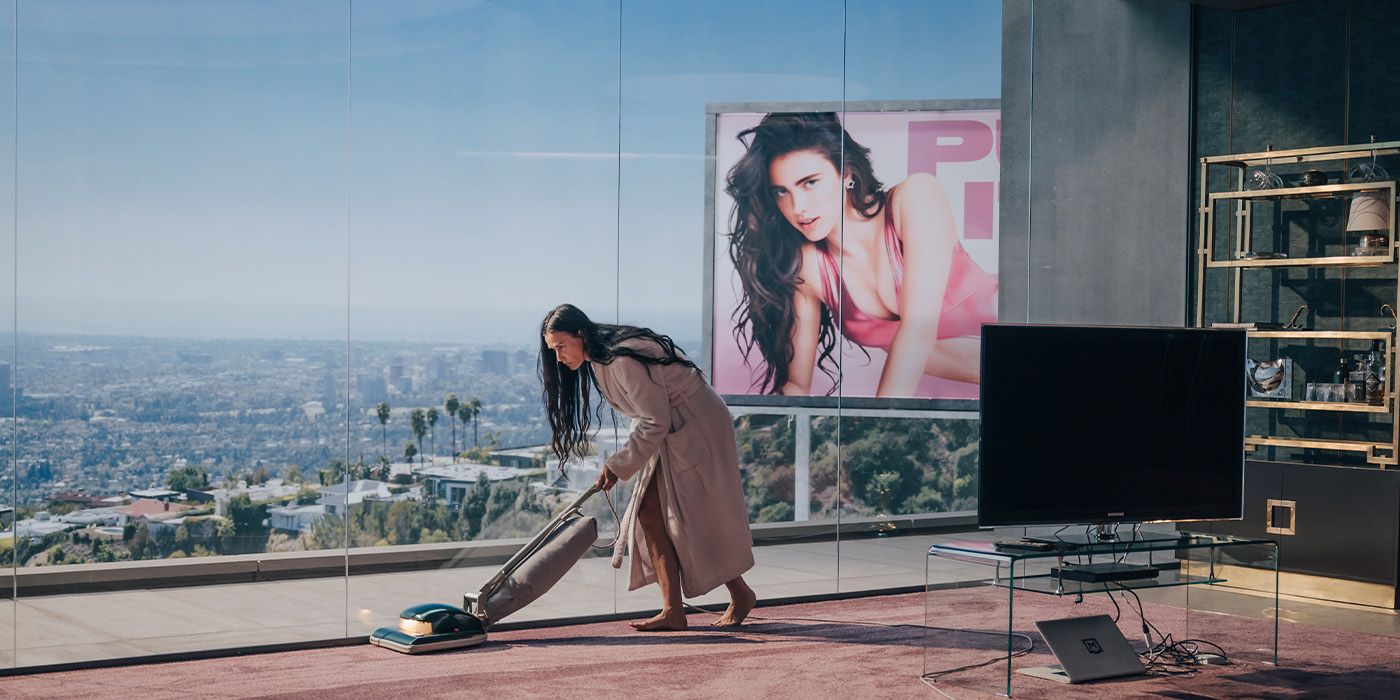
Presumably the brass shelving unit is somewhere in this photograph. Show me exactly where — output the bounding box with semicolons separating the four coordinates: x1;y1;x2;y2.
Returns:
1195;141;1400;468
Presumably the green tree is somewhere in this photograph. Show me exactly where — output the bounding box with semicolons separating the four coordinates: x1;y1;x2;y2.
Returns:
445;394;460;459
226;494;269;554
403;441;418;467
376;401;391;458
216;518;235;553
469;397;483;446
756;502;795;523
166;465;210;492
174;523;192;553
410;408;427;466
386;499;418;546
463;472;492;539
309;513;346;550
128;522;152;560
326;459;346;486
426;407;440;461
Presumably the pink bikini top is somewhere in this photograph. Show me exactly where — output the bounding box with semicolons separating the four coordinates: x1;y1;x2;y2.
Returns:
816;207;998;349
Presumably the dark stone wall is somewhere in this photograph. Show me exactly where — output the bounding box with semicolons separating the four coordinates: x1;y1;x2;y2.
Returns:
1194;0;1400;460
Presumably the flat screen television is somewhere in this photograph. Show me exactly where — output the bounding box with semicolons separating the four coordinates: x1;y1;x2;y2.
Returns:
977;324;1246;528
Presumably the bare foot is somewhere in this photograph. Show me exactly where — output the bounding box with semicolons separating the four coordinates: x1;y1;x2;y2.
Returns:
630;610;688;632
713;586;756;627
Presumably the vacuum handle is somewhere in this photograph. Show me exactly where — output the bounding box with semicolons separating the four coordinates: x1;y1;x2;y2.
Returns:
472;484;603;613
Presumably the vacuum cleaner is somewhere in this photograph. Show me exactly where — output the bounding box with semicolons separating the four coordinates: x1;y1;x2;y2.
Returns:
369;484;602;654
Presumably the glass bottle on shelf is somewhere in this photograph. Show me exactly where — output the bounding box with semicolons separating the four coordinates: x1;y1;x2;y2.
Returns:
1349;356;1368;403
1367;341;1386;406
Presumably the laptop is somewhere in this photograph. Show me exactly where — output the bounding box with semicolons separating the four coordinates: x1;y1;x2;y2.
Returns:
1018;615;1146;684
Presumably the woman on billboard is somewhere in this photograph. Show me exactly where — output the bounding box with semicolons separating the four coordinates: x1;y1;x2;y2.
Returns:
725;112;997;398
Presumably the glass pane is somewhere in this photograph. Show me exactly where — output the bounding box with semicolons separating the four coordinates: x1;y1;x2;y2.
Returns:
837;0;1002;593
12;0;350;666
0;0;12;672
344;0;621;636
623;0;846;615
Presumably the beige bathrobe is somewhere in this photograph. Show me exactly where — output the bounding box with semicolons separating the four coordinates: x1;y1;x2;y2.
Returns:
592;344;754;597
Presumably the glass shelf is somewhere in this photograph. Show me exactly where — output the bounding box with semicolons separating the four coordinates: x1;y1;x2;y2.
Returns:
929;533;1274;562
994;568;1223;596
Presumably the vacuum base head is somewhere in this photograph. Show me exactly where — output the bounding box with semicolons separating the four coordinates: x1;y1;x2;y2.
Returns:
369;602;488;654
369;627;487;654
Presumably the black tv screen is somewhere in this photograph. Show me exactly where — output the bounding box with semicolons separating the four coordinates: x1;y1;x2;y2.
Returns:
978;324;1246;527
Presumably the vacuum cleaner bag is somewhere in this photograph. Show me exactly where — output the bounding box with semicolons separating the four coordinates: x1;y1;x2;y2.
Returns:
479;513;598;624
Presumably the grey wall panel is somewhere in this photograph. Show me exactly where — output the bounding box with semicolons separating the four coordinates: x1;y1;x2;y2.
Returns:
1000;0;1033;324
1000;0;1193;326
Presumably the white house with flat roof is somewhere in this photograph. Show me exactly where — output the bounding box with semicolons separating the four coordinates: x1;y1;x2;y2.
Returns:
416;462;534;506
269;503;326;533
316;479;393;516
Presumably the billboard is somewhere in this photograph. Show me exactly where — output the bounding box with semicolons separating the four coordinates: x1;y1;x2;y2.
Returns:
707;103;1001;403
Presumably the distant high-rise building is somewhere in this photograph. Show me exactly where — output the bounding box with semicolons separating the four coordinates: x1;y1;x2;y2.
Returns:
357;375;387;405
512;350;532;374
395;375;414;395
322;371;339;407
388;360;405;383
481;351;510;376
431;354;450;383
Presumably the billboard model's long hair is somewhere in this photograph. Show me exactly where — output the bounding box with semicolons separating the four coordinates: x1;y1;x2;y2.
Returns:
539;304;701;468
725;112;883;394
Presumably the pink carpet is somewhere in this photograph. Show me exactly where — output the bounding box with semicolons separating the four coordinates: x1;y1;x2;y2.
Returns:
1;588;1396;699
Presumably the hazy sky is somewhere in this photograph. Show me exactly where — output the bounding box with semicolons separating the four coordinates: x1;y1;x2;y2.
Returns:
0;0;1000;345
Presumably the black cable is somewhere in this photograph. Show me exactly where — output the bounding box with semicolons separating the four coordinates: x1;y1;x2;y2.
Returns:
1103;583;1121;623
1108;582;1230;672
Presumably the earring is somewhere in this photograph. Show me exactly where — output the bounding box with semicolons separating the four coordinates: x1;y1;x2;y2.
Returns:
845;177;855;190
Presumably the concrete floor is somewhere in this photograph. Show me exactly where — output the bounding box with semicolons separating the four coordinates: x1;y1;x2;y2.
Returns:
0;529;1395;670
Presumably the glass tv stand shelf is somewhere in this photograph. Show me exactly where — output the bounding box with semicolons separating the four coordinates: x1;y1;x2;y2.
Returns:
924;533;1279;697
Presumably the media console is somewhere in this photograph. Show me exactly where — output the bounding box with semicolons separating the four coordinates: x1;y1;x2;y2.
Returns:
925;534;1279;697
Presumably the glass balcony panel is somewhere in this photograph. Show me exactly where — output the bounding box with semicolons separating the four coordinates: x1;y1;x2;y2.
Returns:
836;0;1002;594
344;0;622;635
11;0;351;666
620;0;847;612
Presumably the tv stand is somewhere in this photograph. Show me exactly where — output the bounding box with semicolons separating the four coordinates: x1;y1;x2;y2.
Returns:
926;534;1280;697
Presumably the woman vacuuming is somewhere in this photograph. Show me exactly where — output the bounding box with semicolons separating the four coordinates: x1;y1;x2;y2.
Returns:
540;303;755;630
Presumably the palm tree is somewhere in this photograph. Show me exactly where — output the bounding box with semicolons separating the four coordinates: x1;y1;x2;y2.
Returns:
468;397;483;447
410;408;427;466
445;394;460;460
375;401;391;458
426;407;439;462
456;405;472;458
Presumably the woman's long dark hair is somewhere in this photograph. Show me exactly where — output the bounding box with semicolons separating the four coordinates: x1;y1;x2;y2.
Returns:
539;303;702;468
725;112;884;394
